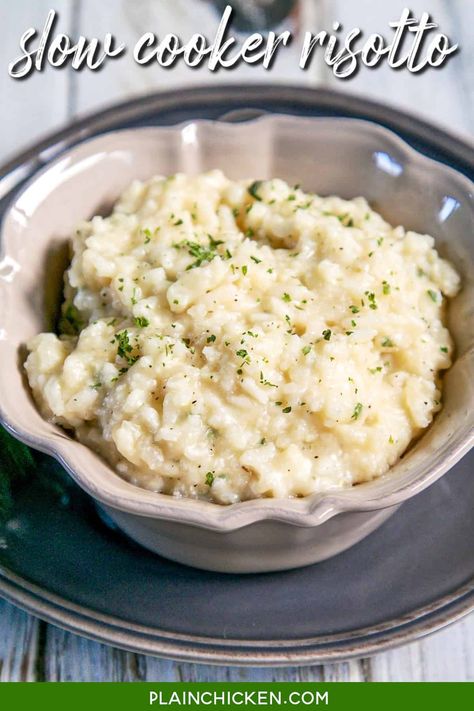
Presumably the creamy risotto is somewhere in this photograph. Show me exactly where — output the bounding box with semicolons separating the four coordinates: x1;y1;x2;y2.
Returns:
25;171;460;504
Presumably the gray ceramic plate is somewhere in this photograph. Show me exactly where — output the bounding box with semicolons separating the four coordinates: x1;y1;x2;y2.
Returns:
0;86;473;664
0;441;473;665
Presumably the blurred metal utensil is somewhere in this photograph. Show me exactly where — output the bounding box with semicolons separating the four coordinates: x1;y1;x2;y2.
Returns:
208;0;298;31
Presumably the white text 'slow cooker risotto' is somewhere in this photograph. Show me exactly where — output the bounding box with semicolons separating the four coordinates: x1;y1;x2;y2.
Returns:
25;171;460;504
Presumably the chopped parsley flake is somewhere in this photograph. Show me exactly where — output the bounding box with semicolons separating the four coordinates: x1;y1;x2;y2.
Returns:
259;371;277;387
236;349;248;359
250;255;261;264
282;293;291;302
205;472;215;486
366;292;377;310
115;330;139;365
302;345;311;356
282;406;292;413
440;346;448;353
382;281;391;295
381;337;394;348
427;289;438;303
133;316;149;328
207;334;216;343
242;265;248;276
174;235;224;270
349;305;360;314
322;329;332;341
61;303;83;334
352;403;363;420
248;180;263;201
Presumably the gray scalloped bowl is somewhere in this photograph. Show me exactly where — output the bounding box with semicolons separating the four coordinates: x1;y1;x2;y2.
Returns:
0;116;473;573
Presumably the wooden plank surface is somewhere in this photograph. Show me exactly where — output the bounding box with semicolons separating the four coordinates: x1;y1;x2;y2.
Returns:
72;0;323;119
449;0;474;127
323;0;472;137
0;601;42;682
0;0;473;682
369;616;474;682
2;0;73;161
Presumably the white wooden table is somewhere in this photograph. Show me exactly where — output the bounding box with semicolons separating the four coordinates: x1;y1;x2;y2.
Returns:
1;0;473;682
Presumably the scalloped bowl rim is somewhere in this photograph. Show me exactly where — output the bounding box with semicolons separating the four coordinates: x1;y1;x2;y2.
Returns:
0;114;473;532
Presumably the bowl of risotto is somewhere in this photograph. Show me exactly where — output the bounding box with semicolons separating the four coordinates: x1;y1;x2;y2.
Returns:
1;115;473;572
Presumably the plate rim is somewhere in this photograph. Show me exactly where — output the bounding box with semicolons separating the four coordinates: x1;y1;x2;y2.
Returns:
1;84;473;193
1;84;474;664
0;568;473;666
